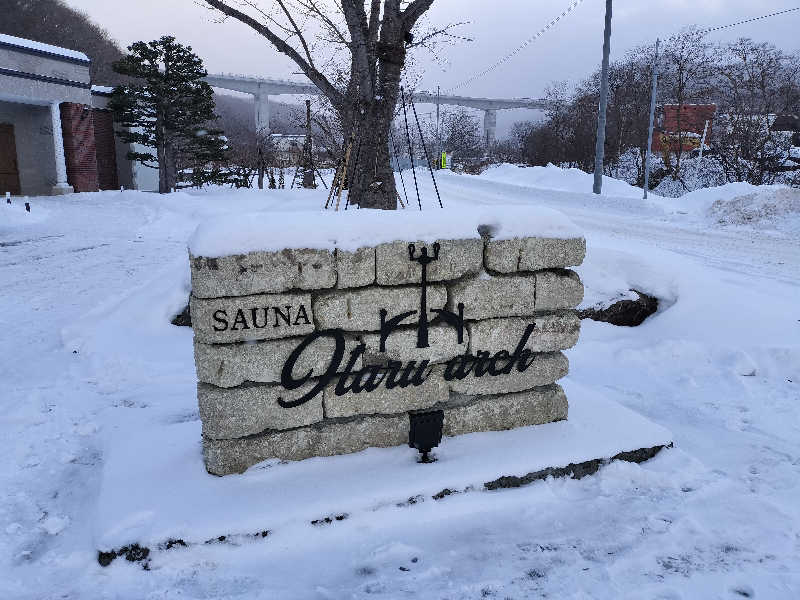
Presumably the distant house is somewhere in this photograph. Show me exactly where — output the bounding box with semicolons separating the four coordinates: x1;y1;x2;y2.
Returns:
769;114;800;146
651;104;716;154
270;133;306;165
0;33;154;196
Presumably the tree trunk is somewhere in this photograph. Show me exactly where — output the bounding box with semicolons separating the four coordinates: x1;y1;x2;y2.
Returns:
157;146;168;194
348;104;397;209
157;119;169;194
156;115;177;194
164;138;178;192
346;45;404;208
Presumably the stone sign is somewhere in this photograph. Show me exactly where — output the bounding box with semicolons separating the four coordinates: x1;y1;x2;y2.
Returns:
190;232;586;475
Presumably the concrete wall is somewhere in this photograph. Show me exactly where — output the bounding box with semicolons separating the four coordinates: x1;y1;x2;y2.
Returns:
0;47;90;86
0;100;56;196
189;234;587;475
0;72;90;106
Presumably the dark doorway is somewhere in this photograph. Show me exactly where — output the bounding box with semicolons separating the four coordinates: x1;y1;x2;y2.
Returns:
93;109;119;190
0;123;21;196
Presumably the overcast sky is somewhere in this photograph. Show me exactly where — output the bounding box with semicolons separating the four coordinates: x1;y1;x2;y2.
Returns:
63;0;800;136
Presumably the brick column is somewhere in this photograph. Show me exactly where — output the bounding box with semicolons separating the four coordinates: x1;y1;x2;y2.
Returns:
60;103;99;193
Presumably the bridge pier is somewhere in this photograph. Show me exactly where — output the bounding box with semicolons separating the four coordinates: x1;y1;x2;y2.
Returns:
483;109;497;151
255;88;270;136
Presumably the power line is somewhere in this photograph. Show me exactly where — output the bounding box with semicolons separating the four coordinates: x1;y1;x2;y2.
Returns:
700;6;800;35
446;0;585;93
661;6;800;44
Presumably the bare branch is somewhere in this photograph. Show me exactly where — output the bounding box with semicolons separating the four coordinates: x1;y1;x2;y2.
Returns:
203;0;344;106
296;0;349;46
275;0;316;68
405;22;471;48
367;0;381;42
340;0;374;99
401;0;435;28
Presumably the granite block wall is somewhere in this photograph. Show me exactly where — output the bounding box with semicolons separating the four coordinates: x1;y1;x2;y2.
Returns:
189;233;586;475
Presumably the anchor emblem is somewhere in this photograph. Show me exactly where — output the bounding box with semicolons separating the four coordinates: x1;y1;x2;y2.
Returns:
378;243;465;351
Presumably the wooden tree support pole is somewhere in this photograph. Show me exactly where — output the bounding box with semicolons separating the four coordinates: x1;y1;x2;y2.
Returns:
335;141;353;211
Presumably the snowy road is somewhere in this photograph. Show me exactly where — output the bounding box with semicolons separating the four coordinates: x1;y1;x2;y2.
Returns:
435;170;800;283
1;169;798;599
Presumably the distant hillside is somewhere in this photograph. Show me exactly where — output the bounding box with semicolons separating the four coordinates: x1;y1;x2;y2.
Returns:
0;0;125;84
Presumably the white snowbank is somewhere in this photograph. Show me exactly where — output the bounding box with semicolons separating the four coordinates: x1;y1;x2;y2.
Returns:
0;33;89;62
667;181;766;216
474;163;647;198
666;182;800;233
706;187;800;231
3;175;800;598
95;387;670;548
188;204;583;256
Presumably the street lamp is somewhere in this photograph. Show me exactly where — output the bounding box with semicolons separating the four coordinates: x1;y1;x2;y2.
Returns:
408;410;444;463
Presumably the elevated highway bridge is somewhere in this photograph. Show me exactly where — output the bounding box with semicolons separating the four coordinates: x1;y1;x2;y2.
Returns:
204;73;549;147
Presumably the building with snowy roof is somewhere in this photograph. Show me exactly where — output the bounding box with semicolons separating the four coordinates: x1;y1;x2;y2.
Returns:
0;34;154;196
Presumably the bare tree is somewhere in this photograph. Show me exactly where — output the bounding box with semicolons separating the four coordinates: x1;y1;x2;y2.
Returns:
659;27;714;177
712;39;793;185
440;108;482;159
203;0;444;209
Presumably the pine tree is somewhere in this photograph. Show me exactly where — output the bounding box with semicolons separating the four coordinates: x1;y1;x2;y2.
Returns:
109;36;227;193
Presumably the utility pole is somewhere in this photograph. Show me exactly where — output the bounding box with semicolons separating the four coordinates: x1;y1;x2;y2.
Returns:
593;0;613;195
302;99;316;188
436;85;441;169
643;38;660;200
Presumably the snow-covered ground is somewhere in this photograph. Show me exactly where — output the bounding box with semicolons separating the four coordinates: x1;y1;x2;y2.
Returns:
1;166;798;598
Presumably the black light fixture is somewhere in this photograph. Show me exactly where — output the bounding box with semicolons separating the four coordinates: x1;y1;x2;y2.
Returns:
408;410;444;463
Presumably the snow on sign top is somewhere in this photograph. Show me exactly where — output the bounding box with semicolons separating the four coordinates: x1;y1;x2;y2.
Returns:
188;205;583;257
0;33;90;62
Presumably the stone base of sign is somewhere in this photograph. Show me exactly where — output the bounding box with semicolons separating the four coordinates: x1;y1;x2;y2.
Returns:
198;381;324;439
93;389;673;553
203;413;410;475
203;384;568;475
189;231;590;474
466;313;579;354
447;353;568;396
443;385;567;437
323;366;450;419
375;238;483;285
194;336;363;388
484;236;586;273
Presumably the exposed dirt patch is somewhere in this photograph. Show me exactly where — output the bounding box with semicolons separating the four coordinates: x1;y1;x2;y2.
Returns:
578;290;658;326
171;301;191;327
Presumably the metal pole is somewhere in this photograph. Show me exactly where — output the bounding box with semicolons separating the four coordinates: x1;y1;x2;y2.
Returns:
436;85;441;169
643;38;660;200
593;0;613;195
302;99;316;188
698;119;709;160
